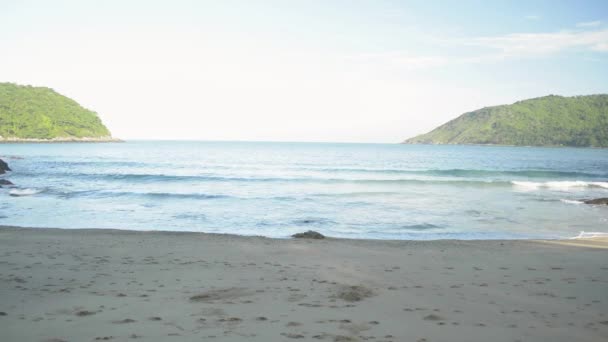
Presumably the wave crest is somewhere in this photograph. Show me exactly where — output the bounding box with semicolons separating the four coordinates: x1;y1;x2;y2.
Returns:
512;181;608;190
9;188;43;197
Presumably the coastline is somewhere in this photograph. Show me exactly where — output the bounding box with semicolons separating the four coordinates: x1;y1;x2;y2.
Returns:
1;226;606;342
0;136;123;143
0;225;605;242
400;141;608;149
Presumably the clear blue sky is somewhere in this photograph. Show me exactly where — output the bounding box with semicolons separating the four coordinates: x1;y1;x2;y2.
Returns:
1;0;607;142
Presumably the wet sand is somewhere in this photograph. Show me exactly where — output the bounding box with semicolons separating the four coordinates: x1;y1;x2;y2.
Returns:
0;226;607;342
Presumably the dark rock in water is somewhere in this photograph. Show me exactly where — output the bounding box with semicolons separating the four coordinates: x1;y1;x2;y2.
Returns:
296;219;315;224
0;179;14;186
584;198;608;205
0;158;10;174
292;230;325;239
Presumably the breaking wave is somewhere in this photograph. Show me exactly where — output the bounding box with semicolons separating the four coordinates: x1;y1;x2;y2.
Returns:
512;181;608;190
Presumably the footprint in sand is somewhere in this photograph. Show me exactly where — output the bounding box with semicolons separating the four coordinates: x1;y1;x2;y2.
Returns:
333;285;375;302
75;310;97;317
112;318;137;324
189;287;253;303
217;317;242;323
423;314;444;321
280;332;305;339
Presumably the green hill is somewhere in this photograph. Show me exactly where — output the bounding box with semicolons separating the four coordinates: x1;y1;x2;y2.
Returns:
403;95;608;147
0;82;113;140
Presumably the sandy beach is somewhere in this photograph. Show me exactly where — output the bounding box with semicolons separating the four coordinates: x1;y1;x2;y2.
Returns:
0;226;607;342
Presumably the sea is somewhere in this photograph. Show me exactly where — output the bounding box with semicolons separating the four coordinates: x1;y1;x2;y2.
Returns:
1;141;607;240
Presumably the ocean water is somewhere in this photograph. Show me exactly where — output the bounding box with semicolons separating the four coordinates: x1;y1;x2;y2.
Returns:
1;141;607;240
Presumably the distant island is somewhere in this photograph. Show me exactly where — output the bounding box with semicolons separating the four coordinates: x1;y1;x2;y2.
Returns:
403;94;608;147
0;82;118;142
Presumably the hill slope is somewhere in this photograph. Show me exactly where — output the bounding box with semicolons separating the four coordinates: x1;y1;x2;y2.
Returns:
0;83;113;140
403;95;608;147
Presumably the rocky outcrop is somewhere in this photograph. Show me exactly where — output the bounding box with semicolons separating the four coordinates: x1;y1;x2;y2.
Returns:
584;198;608;205
0;158;15;188
0;179;14;186
0;158;11;174
292;230;325;239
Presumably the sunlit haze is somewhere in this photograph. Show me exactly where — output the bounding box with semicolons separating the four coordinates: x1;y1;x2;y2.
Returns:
1;0;607;142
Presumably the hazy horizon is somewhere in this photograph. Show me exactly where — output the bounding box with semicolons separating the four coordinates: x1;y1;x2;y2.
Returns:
2;0;607;142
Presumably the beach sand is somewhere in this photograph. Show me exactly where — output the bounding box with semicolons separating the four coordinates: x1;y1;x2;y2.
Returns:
0;226;607;342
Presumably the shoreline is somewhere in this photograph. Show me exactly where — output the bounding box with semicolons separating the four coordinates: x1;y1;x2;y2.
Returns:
1;225;607;342
0;137;123;143
2;224;607;248
0;225;602;242
400;141;608;149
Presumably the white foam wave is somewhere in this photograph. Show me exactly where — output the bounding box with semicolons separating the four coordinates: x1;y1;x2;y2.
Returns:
512;181;608;190
560;199;584;204
571;231;608;239
511;181;541;189
9;188;42;197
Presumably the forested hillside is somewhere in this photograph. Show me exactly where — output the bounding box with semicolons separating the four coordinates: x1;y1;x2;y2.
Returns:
0;83;112;140
403;95;608;147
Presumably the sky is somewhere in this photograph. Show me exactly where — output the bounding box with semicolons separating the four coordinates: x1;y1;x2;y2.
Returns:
1;0;607;143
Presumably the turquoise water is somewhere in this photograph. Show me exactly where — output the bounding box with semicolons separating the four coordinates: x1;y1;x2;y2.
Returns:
1;141;607;239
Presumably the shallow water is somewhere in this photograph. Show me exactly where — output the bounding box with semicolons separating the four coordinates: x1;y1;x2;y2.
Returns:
1;141;607;239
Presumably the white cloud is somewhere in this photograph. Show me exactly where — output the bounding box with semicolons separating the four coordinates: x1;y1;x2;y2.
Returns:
468;29;608;57
576;20;601;27
350;27;608;72
593;42;608;51
525;15;540;20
